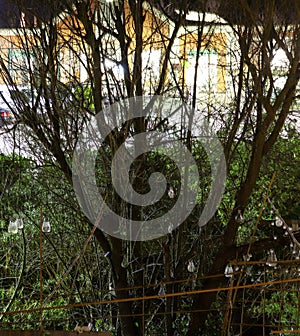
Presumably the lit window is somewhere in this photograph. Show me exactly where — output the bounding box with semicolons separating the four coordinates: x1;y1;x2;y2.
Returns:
186;49;218;92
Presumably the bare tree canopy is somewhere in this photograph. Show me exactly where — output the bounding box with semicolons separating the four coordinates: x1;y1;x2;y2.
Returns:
0;0;299;335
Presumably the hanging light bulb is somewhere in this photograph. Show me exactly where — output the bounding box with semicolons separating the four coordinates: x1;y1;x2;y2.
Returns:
158;285;165;296
8;220;18;234
42;220;51;233
16;217;24;229
187;260;196;273
109;283;116;296
266;249;277;267
168;186;175;199
275;216;283;227
224;264;233;277
235;210;243;223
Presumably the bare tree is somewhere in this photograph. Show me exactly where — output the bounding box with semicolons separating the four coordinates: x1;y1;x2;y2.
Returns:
0;0;299;335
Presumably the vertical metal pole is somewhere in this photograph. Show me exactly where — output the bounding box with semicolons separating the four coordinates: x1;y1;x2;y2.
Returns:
39;206;43;335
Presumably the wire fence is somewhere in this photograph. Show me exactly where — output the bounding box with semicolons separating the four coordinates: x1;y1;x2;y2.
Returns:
1;261;300;335
0;332;110;336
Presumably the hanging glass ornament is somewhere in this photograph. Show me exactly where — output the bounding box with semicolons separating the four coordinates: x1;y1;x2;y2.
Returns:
224;264;233;277
42;220;51;233
168;187;175;199
187;260;196;273
158;285;165;296
266;249;277;267
16;217;24;229
109;283;116;296
8;220;18;234
235;210;243;223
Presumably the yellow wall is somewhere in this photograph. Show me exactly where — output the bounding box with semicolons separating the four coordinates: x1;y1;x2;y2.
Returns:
0;2;227;94
0;34;32;85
